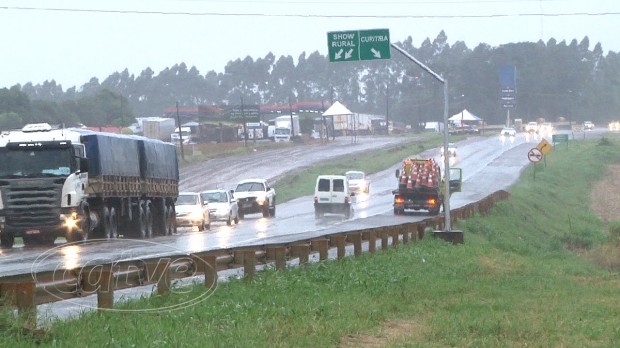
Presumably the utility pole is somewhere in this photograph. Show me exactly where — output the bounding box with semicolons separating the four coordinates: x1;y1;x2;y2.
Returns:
175;101;185;161
288;96;295;140
241;96;247;148
386;82;389;135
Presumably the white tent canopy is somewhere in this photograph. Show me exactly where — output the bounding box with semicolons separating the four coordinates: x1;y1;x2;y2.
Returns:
322;101;353;116
449;109;483;121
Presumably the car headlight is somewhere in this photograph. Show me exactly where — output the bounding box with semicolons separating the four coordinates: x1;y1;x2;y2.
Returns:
189;209;203;221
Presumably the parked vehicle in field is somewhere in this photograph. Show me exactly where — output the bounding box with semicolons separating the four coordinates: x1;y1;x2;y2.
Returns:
393;158;462;215
201;189;239;226
500;127;517;137
583;121;595;130
314;175;354;219
233;179;276;218
0;123;179;248
175;192;210;231
345;170;370;194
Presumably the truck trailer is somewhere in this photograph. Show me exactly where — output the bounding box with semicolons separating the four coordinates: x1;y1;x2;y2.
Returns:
142;117;176;141
392;158;462;215
0;123;179;248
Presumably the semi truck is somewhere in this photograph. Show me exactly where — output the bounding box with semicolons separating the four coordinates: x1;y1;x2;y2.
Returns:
0;123;179;248
393;158;462;215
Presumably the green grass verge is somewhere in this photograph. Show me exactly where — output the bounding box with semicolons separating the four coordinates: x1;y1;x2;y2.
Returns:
3;135;620;347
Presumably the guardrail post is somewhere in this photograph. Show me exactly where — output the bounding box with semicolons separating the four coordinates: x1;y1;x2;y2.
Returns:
391;227;400;247
291;244;310;265
349;232;362;257
402;226;409;244
311;239;329;260
417;223;426;240
368;230;377;254
193;254;217;289
2;282;37;325
243;250;256;280
97;268;114;310
274;246;287;270
155;263;171;295
330;235;347;259
380;230;389;250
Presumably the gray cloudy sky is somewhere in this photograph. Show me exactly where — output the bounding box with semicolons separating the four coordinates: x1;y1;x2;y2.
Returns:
1;0;619;89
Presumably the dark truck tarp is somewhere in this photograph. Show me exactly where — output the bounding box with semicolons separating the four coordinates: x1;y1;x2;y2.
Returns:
139;140;179;180
82;133;141;177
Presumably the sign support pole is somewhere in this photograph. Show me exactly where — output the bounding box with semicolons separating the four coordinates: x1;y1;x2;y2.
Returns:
390;43;460;243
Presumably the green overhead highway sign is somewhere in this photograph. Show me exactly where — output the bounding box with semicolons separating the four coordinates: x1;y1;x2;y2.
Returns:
327;29;391;62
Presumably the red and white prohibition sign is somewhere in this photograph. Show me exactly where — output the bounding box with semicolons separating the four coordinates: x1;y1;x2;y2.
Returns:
527;147;543;163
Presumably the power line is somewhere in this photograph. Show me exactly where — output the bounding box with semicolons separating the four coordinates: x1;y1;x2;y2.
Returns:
2;6;619;19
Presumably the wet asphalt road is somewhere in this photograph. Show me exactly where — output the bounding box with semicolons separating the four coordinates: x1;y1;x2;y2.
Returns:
0;129;605;277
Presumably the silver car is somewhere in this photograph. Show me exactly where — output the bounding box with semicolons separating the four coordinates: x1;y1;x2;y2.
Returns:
201;189;239;226
175;192;210;231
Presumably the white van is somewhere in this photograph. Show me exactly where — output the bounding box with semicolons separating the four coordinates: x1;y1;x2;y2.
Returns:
313;175;354;219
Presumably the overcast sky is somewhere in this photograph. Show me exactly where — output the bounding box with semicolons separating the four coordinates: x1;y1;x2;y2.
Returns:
1;0;619;89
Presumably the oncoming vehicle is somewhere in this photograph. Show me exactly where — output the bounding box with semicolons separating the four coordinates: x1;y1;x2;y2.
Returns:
440;142;457;157
201;189;239;226
500;127;517;137
233;178;276;218
345;170;370;194
314;175;354;219
539;122;554;134
525;122;538;133
583;121;595;130
175;192;210;231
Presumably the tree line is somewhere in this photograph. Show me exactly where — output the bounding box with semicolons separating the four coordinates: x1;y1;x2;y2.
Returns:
1;30;619;130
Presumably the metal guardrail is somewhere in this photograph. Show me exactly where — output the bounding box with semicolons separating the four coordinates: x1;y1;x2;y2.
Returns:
0;190;509;324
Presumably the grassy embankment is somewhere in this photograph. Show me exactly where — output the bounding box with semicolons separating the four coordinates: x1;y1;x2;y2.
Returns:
3;134;620;347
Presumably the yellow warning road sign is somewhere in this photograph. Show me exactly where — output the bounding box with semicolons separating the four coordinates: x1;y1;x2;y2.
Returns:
536;138;553;155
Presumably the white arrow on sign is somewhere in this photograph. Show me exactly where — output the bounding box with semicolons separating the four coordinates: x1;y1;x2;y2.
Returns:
371;48;381;58
345;48;353;59
334;49;344;60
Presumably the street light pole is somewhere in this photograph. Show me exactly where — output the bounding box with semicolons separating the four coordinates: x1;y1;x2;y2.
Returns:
390;43;461;244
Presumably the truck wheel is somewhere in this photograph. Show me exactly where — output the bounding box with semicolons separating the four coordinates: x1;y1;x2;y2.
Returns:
1;232;15;248
269;201;276;217
198;217;205;231
103;207;119;239
164;206;176;235
79;209;92;241
139;203;148;238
